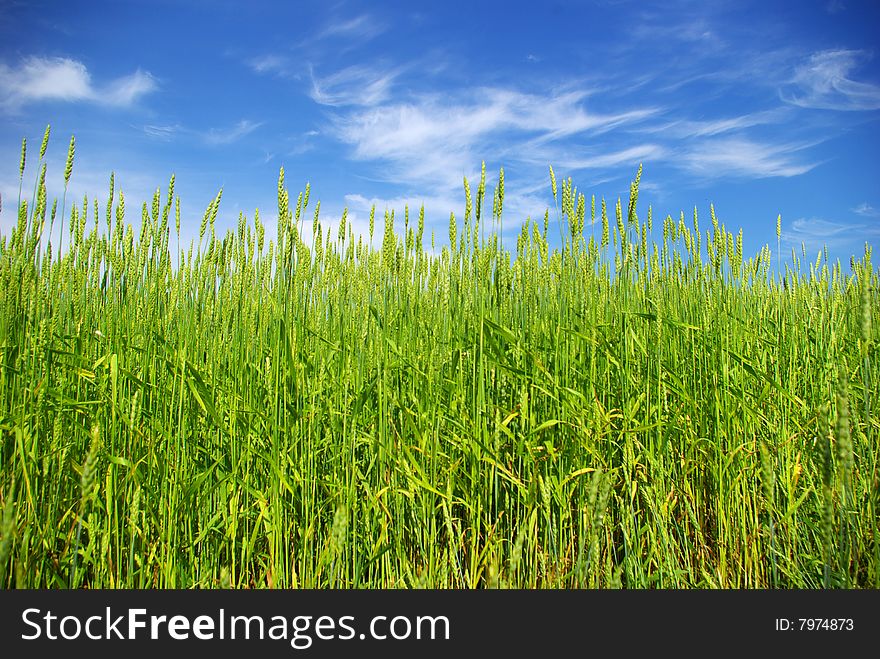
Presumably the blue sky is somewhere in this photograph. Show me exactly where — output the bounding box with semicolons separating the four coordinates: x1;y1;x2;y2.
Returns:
1;0;878;267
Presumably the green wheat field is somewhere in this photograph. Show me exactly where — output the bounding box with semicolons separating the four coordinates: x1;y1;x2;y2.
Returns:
0;127;877;589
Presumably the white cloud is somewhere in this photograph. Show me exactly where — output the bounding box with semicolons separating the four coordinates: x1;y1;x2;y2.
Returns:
790;217;853;238
782;49;880;111
313;14;385;43
0;56;91;104
0;56;156;111
548;144;667;171
627;9;726;54
331;87;657;189
143;120;262;146
316;83;666;242
204;119;263;145
636;110;784;138
781;217;880;260
852;202;879;217
142;124;180;140
286;129;320;156
309;64;398;107
679;137;818;178
248;54;288;75
294;13;386;57
103;69;157;106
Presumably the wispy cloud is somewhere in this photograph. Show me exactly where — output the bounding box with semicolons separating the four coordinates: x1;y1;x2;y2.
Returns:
103;69;156;106
678;137;819;178
309;64;398;107
851;202;879;217
790;217;854;238
636;110;784;139
203;119;263;145
286;129;320;156
0;56;156;112
142;124;181;141
142;121;262;146
247;54;289;76
782;49;880;111
631;13;719;46
293;12;386;57
332;87;657;188
782;216;879;253
549;144;667;171
313;14;385;43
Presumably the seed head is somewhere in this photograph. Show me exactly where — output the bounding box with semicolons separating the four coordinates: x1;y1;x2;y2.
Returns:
80;425;102;505
448;211;456;251
64;136;75;186
497;167;504;218
338;207;347;242
759;441;775;503
39;125;50;160
210;188;223;231
835;366;852;483
19;138;26;180
601;199;609;249
329;504;348;554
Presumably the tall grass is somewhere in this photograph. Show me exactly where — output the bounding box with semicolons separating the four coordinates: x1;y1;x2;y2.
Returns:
0;128;877;589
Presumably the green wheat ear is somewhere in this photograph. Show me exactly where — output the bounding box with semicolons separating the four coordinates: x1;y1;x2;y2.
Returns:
329;504;349;554
448;211;456;250
338;207;347;242
18;138;26;180
64;135;75;186
81;426;102;502
759;441;775;502
817;403;835;587
69;424;102;589
219;566;232;589
39;124;50;160
835;365;852;486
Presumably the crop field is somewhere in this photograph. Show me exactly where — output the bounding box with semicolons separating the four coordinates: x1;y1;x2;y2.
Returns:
0;128;877;589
